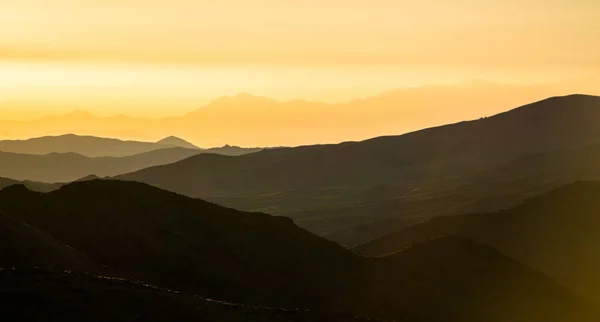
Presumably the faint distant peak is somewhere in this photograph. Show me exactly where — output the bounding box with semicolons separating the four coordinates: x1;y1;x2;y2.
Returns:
156;136;199;149
204;92;277;108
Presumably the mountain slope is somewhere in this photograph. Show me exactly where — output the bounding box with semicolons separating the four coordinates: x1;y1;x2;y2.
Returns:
0;145;263;183
0;207;92;270
0;268;375;322
0;148;201;182
0;180;367;314
0;180;596;321
355;181;600;305
373;236;597;322
118;95;600;242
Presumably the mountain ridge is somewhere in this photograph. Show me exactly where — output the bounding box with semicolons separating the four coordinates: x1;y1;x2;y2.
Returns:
0;179;595;322
354;180;600;305
117;95;600;244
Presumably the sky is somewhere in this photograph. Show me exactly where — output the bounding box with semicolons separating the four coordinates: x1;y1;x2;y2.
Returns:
0;0;599;120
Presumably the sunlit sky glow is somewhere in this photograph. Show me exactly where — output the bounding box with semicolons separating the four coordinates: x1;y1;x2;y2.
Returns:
1;0;599;120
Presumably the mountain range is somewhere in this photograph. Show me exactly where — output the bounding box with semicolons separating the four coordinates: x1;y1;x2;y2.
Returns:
0;135;262;182
355;181;600;306
2;80;599;147
0;179;596;322
116;94;600;245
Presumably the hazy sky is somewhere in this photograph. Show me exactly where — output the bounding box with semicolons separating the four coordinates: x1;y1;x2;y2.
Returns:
1;0;599;119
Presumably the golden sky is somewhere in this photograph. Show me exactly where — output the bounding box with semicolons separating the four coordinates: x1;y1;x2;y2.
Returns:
1;0;599;120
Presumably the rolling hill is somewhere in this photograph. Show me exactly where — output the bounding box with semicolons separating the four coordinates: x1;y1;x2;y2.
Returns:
117;94;600;244
0;140;262;182
0;148;201;182
0;268;376;322
355;181;600;305
0;209;93;271
0;134;186;157
0;179;595;322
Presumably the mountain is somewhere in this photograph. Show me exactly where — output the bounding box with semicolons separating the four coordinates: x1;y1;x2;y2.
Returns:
0;209;92;271
0;177;58;192
156;136;199;149
0;148;202;182
355;181;600;305
323;139;600;247
0;268;374;322
2;80;599;147
0;137;262;182
0;134;179;157
117;95;600;245
0;180;594;322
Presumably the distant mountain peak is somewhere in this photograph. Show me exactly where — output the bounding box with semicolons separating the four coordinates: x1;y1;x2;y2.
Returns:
204;93;277;108
156;136;199;149
64;110;97;118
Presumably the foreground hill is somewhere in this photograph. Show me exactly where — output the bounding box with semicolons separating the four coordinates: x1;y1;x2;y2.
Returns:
118;95;600;243
355;181;600;305
0;268;374;322
0;210;92;271
0;180;595;321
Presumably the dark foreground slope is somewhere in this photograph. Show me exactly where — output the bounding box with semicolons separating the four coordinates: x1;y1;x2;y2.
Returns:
356;181;600;304
0;268;374;322
118;95;600;243
0;210;92;271
0;180;596;322
0;181;362;313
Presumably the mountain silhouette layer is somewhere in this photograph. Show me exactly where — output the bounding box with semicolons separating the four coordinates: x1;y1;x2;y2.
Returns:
0;180;595;322
117;95;600;245
0;135;262;182
2;80;599;147
0;209;92;271
0;134;181;157
0;268;376;322
355;180;600;305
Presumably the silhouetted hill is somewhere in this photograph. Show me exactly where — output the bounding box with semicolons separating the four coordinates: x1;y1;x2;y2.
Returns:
0;180;595;321
0;177;20;190
0;148;201;182
374;235;597;322
118;95;600;244
0;134;181;157
355;181;600;305
0;180;368;314
0;177;58;192
0;207;92;270
323;140;600;247
0;145;263;182
0;268;376;322
156;136;199;149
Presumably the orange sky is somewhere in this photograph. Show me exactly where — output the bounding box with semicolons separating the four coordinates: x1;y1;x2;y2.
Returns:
1;0;599;121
